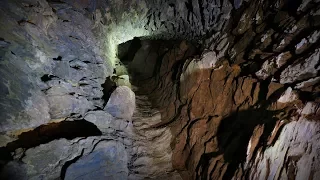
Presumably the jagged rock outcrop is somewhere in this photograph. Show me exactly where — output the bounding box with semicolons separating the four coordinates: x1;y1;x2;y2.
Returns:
0;0;319;180
2;137;129;180
0;0;112;134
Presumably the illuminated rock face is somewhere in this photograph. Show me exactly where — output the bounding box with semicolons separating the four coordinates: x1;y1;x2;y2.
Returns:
0;0;320;180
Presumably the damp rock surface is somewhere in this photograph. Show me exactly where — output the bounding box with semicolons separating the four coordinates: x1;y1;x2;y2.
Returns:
0;0;320;180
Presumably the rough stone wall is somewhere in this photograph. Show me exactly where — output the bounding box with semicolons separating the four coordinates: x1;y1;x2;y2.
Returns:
0;0;319;180
133;41;320;179
126;0;320;179
0;0;234;135
0;0;112;135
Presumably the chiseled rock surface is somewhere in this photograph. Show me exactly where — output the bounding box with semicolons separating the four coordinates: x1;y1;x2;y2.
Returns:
0;0;319;180
126;15;320;178
280;48;320;84
246;117;320;180
1;137;130;180
0;0;111;133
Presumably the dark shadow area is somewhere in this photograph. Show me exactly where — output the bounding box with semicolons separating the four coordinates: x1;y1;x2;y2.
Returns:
0;120;101;175
0;148;12;169
53;56;62;61
299;91;320;103
0;161;27;180
40;74;58;82
196;108;283;180
218;108;280;180
101;76;116;106
1;120;101;154
284;0;303;16
118;37;141;65
126;39;178;82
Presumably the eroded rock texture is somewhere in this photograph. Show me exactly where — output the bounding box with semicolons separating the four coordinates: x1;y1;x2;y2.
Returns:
130;38;320;179
0;0;319;180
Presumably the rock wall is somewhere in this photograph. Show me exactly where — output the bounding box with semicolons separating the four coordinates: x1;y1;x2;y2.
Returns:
0;0;233;136
124;0;320;179
0;0;112;134
0;0;319;180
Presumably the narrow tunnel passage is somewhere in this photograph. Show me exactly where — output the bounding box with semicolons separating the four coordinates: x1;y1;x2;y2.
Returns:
0;0;319;179
111;39;200;179
116;38;199;127
112;37;311;180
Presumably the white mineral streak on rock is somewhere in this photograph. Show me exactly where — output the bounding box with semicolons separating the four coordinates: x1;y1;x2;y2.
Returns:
200;51;218;69
278;87;298;103
280;39;286;46
276;53;285;67
302;102;319;115
295;38;307;51
280;48;320;84
261;33;269;43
